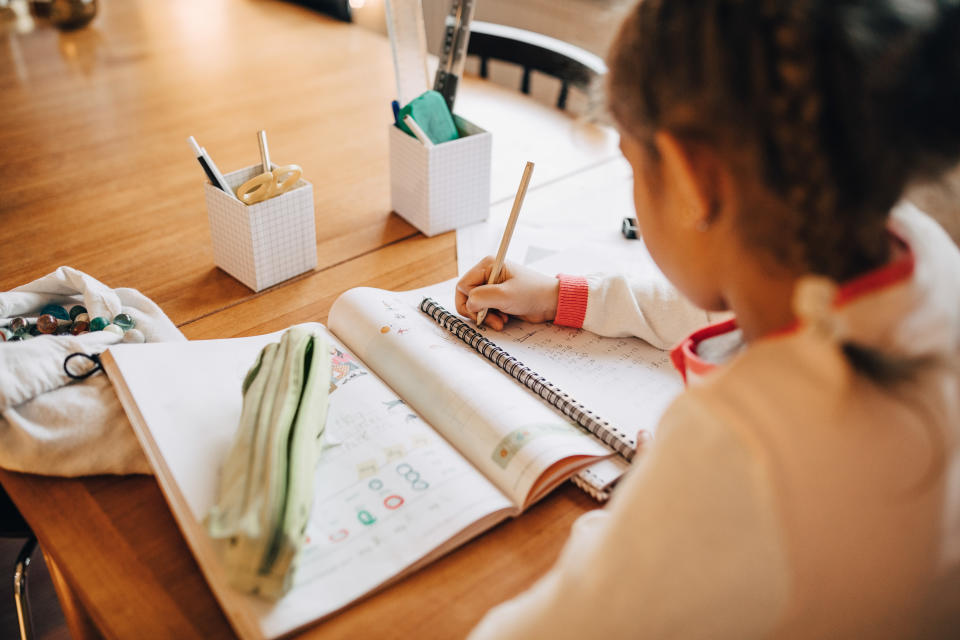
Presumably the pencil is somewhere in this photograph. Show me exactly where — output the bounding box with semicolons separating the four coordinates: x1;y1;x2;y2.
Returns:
403;115;434;148
476;160;535;327
257;129;271;173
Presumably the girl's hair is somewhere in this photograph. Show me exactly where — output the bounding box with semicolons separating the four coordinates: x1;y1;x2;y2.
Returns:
607;0;960;382
608;0;960;279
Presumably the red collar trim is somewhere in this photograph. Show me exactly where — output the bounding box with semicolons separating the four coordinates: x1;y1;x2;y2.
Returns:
834;239;914;306
670;318;738;384
670;242;915;385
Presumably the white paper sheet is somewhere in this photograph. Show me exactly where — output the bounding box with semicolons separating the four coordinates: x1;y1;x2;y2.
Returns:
329;291;614;504
456;156;637;275
108;328;513;639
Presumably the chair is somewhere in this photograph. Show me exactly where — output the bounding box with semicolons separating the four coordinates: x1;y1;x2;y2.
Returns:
284;0;352;23
466;21;607;110
1;485;35;640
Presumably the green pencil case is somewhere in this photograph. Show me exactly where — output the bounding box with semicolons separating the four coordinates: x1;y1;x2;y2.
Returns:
205;325;332;600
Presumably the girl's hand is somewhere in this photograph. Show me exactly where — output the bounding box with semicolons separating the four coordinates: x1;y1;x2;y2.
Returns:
455;257;560;330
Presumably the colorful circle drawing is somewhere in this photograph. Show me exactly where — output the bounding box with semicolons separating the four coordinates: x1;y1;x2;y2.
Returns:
395;463;428;490
328;529;349;543
357;510;376;526
368;478;383;491
383;495;404;510
380;326;391;334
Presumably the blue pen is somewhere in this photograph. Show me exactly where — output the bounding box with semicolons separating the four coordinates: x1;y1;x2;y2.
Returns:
392;100;400;125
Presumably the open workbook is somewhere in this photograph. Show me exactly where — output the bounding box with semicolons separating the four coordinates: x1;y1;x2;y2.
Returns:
102;276;682;640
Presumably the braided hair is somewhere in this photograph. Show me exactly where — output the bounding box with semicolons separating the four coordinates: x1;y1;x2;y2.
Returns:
608;0;960;385
608;0;960;282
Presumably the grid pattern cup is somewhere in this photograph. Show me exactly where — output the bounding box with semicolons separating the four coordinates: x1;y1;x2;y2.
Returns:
389;115;492;237
204;164;317;292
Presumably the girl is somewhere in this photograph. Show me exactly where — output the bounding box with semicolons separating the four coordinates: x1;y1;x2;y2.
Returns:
459;1;960;638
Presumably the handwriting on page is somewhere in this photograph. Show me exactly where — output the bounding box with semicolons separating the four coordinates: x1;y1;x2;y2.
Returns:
331;290;615;503
404;289;682;443
491;321;681;439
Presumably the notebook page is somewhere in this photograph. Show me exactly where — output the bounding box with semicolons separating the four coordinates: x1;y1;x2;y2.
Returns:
329;290;614;507
477;317;680;444
417;284;681;484
393;268;683;497
483;245;687;493
508;248;686;440
106;325;512;640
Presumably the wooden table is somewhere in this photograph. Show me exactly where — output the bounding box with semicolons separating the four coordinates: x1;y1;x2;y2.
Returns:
0;0;622;637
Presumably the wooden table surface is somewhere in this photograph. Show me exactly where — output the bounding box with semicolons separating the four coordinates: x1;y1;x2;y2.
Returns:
0;1;622;637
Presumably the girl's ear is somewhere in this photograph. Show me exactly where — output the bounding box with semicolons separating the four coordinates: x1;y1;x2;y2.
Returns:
654;131;727;230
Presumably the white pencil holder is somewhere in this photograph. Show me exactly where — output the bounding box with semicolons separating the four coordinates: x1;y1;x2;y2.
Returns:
204;164;317;292
389;115;492;237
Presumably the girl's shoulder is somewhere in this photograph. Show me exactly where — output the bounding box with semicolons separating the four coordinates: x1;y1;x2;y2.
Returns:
674;202;960;431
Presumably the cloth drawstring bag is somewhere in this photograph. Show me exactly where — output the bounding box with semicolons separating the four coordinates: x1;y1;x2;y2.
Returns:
0;267;185;476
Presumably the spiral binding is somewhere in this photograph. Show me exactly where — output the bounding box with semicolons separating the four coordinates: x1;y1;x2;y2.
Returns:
570;474;611;502
419;298;636;462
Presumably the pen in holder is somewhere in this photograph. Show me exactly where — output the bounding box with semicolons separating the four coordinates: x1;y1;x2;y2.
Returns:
204;164;317;292
389;114;492;237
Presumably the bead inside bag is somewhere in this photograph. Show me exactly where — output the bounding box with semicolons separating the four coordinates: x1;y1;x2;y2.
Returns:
40;304;70;321
2;306;138;341
113;313;135;330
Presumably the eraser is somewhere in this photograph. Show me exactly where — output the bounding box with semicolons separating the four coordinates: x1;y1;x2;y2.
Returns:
397;90;460;144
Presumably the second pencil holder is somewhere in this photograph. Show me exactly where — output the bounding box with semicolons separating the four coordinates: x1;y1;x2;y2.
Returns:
204;165;317;292
389;115;492;237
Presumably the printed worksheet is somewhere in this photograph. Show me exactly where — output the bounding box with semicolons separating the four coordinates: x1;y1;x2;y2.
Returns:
107;328;515;639
329;266;686;500
329;291;614;505
107;245;690;639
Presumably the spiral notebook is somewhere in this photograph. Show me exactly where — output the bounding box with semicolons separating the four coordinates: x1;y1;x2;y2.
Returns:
387;276;681;501
417;298;651;499
420;298;640;460
323;281;683;502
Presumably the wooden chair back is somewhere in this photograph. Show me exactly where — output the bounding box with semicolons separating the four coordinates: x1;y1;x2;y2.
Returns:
467;21;607;110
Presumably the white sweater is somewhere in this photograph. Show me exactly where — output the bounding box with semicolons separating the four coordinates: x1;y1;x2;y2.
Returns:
469;203;960;639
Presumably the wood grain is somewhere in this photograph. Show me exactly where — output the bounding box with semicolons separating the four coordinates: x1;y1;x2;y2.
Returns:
0;0;617;327
0;470;235;639
0;466;594;639
0;0;616;637
0;230;599;638
46;552;107;640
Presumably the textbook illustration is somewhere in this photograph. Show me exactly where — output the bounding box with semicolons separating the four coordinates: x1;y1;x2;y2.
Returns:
101;278;682;640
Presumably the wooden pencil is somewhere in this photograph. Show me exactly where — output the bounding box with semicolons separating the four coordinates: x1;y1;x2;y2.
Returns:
476;160;535;327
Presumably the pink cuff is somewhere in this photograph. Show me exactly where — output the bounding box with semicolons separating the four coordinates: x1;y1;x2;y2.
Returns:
554;274;588;328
